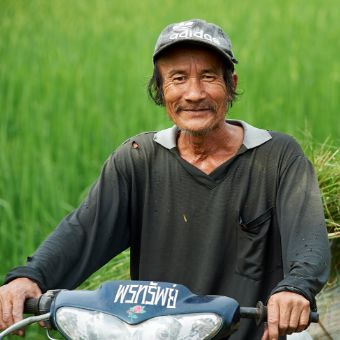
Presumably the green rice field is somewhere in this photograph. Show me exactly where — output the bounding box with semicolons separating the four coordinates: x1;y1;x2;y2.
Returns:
0;0;339;337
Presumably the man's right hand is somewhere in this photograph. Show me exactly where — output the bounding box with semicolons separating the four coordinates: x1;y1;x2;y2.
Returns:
0;278;42;336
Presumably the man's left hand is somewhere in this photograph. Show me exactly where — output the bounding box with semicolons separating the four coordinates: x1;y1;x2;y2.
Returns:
261;291;310;340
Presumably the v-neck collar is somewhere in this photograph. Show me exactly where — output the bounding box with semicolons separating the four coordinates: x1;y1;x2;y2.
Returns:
170;145;247;188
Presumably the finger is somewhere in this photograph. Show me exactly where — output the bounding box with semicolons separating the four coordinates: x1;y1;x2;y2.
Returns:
12;329;25;337
296;305;310;332
39;320;47;328
278;300;293;336
1;294;14;328
267;300;280;339
261;325;269;340
0;298;5;330
287;304;300;334
12;296;24;324
12;296;25;336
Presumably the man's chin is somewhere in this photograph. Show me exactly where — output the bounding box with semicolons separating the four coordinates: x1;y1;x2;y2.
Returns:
181;125;217;137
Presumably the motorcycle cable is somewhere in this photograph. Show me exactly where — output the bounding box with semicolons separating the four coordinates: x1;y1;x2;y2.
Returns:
0;313;50;339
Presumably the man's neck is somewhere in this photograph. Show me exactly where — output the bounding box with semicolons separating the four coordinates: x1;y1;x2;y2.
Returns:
177;122;244;174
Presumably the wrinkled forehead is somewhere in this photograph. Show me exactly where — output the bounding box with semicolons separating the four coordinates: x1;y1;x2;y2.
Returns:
155;42;227;72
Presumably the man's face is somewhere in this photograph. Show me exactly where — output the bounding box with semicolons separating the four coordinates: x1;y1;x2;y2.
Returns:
157;45;234;136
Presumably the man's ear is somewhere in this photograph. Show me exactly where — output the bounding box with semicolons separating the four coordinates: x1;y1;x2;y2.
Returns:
232;73;238;91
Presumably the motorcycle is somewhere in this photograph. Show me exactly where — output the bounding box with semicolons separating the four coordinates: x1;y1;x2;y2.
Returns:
0;280;318;339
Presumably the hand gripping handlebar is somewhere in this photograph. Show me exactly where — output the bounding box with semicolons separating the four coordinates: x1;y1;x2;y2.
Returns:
240;301;319;325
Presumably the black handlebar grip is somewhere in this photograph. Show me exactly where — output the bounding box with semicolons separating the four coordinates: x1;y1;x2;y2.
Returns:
24;297;40;314
310;311;319;323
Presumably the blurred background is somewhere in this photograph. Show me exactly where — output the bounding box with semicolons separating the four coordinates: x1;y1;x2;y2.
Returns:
0;0;339;337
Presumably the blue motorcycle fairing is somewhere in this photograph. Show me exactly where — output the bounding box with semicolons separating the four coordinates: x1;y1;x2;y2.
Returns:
50;280;240;336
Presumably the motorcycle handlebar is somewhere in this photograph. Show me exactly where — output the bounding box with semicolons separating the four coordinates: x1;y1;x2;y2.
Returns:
240;301;319;325
23;290;61;315
23;294;319;326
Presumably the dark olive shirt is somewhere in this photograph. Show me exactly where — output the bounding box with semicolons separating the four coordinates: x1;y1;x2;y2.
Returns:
5;120;330;339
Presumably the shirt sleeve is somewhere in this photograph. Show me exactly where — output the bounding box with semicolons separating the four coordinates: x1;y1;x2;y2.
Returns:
273;154;331;310
4;153;130;292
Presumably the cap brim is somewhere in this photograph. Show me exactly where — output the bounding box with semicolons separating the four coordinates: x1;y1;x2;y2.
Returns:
153;38;237;69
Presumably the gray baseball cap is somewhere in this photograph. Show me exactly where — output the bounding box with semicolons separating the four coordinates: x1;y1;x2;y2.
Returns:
153;19;238;68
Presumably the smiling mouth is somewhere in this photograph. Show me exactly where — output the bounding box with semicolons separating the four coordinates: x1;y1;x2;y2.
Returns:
177;107;216;113
175;101;217;113
183;108;210;111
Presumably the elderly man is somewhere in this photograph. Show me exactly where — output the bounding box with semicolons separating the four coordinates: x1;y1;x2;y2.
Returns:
0;19;330;339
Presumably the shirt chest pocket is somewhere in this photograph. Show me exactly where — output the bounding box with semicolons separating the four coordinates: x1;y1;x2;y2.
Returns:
235;207;273;280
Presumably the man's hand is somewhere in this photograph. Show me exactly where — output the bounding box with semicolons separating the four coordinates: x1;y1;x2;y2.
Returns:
262;291;310;340
0;278;42;336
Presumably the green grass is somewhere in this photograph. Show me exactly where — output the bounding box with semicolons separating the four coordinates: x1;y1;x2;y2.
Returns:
0;1;339;337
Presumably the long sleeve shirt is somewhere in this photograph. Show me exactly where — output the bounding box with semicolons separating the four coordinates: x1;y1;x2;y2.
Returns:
5;120;330;339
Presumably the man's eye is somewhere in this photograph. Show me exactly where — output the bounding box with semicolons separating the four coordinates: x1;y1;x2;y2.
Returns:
173;76;186;83
202;74;215;81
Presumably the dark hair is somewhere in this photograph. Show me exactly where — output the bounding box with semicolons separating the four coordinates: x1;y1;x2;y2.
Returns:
147;59;238;107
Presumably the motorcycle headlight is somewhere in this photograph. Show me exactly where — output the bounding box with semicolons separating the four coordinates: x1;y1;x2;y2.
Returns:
56;307;223;339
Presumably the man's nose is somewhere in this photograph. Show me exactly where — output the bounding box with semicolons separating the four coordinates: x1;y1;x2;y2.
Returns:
183;77;206;102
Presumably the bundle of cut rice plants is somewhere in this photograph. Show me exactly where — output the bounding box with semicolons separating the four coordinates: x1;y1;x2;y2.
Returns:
304;139;340;282
305;140;340;236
